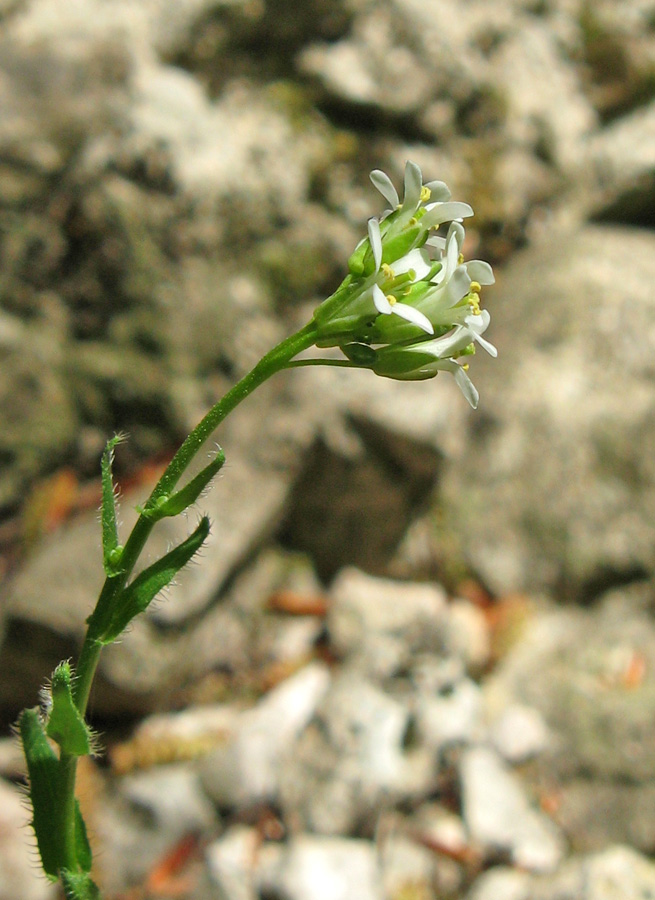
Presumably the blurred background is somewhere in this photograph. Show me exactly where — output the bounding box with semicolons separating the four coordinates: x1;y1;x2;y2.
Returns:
2;0;655;897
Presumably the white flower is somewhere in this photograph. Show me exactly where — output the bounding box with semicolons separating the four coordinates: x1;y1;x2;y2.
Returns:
309;160;496;406
367;218;434;334
371;310;497;407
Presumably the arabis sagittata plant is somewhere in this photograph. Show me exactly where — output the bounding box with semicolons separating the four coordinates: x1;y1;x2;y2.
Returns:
18;161;495;900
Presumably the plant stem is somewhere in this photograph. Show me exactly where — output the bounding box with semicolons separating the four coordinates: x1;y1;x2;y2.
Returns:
61;319;318;881
74;318;317;714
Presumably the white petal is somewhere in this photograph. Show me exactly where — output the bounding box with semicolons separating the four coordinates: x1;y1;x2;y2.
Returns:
370;169;399;209
452;365;479;408
401;161;423;212
466;309;491;331
424;180;451;202
420;326;475;359
438;360;479;408
425;235;447;252
447;221;466;252
443;267;472;306
368;218;383;272
393;248;432;280
372;284;392;313
464;311;498;357
474;333;498;357
432;227;462;283
422;202;473;229
466;260;495;285
392;302;434;334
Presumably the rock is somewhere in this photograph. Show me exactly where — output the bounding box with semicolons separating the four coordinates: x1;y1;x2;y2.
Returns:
415;678;485;752
281;367;446;582
585;100;655;225
260;835;382;900
467;867;531;900
378;831;439;900
442;225;655;599
570;845;655;900
553;780;655;855
206;826;260;900
443;598;491;672
279;671;433;834
469;845;655;900
94;764;218;897
327;568;448;677
490;703;550;764
460;745;565;873
484;586;655;852
200;662;330;809
0;779;57;900
485;587;655;783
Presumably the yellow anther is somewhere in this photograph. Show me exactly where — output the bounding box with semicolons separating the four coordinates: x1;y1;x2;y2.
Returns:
420;185;431;203
468;293;481;315
388;295;397;306
462;363;470;370
381;263;394;278
470;281;481;292
458;253;465;265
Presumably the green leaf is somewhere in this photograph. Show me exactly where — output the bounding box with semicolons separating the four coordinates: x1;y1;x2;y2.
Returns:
46;663;93;757
101;434;125;576
61;870;100;900
74;800;93;873
142;450;225;520
99;516;211;643
18;708;64;879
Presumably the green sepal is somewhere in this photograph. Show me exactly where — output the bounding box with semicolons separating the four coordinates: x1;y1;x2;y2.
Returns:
141;450;225;521
61;870;100;900
374;349;436;377
101;434;125;577
46;662;93;757
18;708;65;879
98;516;210;643
380;224;422;266
341;343;377;366
347;236;369;276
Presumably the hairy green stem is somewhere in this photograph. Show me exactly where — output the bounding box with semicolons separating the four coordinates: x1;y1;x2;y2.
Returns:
60;320;318;887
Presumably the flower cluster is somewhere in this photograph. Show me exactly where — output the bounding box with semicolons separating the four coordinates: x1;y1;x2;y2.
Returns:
311;161;496;407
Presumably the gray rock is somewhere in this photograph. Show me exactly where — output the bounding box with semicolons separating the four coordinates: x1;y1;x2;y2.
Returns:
533;845;655;900
206;826;260;900
460;745;565;873
378;832;439;900
490;703;550;764
467;867;531;900
483;586;655;852
415;678;485;752
260;836;382;900
470;845;655;900
328;568;448;677
485;588;655;783
553;780;655;855
97;764;218;897
279;672;433;834
442;225;655;599
200;662;330;808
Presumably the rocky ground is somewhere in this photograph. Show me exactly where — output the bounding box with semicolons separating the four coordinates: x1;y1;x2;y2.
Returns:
2;0;655;898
